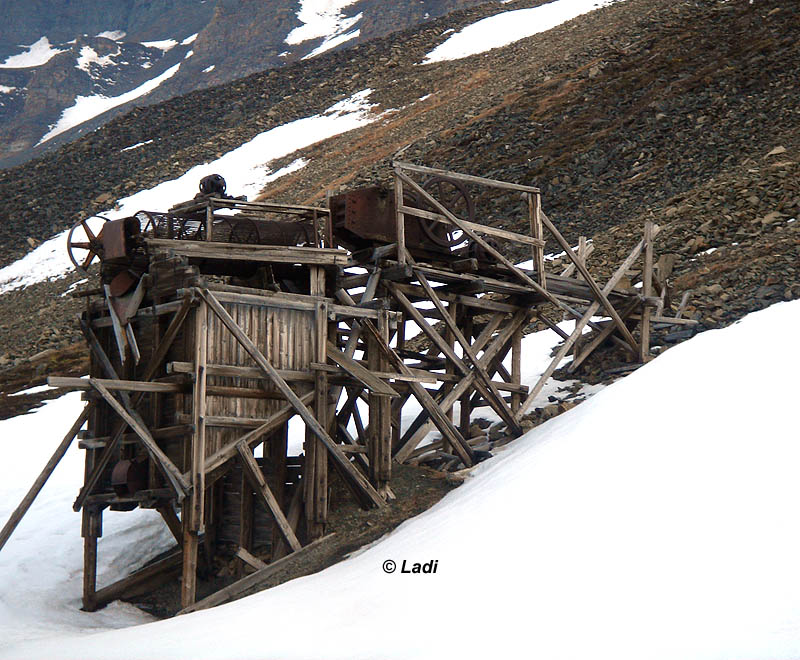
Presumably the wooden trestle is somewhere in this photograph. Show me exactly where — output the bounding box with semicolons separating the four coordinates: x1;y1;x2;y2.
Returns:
0;162;695;612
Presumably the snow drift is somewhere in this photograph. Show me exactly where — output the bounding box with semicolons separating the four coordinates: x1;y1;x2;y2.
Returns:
2;300;799;659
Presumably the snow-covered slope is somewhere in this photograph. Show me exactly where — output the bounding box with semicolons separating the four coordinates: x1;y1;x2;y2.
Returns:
2;300;799;659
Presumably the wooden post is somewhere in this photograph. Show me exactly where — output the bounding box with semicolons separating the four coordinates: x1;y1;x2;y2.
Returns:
394;170;407;265
82;507;102;611
182;300;208;609
268;423;288;561
529;192;546;287
459;313;473;437
238;468;254;578
511;326;522;414
640;221;654;363
368;310;392;494
307;271;329;538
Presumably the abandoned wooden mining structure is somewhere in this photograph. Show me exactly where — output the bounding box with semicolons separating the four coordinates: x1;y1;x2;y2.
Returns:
0;162;695;613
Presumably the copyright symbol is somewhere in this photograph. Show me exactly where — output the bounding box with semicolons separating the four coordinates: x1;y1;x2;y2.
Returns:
383;559;396;574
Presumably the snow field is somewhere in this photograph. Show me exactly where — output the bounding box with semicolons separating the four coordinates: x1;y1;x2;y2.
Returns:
0;37;65;69
3;300;799;659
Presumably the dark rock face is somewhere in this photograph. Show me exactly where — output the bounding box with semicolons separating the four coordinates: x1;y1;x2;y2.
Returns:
0;0;486;168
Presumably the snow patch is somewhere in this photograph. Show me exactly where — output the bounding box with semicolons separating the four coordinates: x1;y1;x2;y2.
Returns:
181;33;198;45
120;139;154;152
302;26;360;59
423;0;619;63
76;46;118;73
202;65;215;73
286;1;362;58
96;31;126;41
0;37;65;69
0;85;17;94
141;39;178;52
38;63;182;144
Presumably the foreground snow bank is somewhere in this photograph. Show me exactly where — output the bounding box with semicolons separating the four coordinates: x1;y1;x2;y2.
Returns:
0;393;172;648
5;300;799;660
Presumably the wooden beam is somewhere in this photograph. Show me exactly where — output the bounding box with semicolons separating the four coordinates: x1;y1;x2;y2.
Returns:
410;267;523;435
540;212;641;354
513;233;655;421
95;548;183;609
326;342;398;397
1;406;92;553
397;204;545;248
235;547;267;571
179;535;333;614
640;221;654;362
394;161;540;194
236;442;302;553
48;377;183;393
89;380;189;497
197;288;385;509
201;393;312;476
394;311;526;462
337;288;475;467
146;239;348;266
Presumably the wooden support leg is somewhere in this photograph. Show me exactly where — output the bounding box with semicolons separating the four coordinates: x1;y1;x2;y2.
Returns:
238;469;254;578
511;326;522;415
181;508;199;610
268;424;288;559
640;221;654;363
81;507;102;611
368;310;392;494
459;314;473;437
182;300;207;609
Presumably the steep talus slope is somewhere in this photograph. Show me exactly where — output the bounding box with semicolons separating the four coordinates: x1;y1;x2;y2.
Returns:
0;0;796;387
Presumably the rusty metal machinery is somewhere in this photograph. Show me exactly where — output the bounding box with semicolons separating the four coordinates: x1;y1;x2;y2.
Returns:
329;174;484;259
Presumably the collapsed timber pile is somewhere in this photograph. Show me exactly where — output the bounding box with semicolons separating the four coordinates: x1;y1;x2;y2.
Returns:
0;163;694;614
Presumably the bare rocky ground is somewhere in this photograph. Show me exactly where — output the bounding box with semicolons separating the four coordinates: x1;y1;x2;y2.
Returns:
0;0;797;609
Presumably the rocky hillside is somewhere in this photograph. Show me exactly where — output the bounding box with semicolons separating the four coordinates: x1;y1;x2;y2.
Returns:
0;0;485;167
0;0;797;405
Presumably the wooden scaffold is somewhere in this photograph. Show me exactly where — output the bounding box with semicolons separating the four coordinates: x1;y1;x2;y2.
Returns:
0;164;695;612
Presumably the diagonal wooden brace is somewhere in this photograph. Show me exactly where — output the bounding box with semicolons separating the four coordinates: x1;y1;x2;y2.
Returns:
74;292;195;511
410;267;523;435
236;442;302;553
0;404;93;553
358;315;475;467
513;230;658;421
89;379;190;498
394;310;528;462
540;211;641;354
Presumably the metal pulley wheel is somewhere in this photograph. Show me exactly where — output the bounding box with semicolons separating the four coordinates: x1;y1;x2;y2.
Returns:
66;215;110;275
415;175;475;248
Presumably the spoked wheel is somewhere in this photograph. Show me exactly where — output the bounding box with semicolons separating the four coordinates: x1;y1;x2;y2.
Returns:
67;215;109;275
416;176;475;249
134;210;158;237
177;216;205;241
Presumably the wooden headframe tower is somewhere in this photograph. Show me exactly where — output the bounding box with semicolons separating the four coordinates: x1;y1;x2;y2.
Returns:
0;162;695;613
